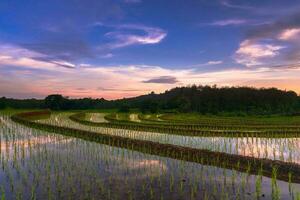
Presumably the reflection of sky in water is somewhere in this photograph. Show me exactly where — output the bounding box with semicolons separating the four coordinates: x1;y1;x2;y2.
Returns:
86;113;108;123
0;113;300;199
129;114;141;122
0;117;74;161
40;113;300;164
0;136;66;150
102;155;168;179
1;115;166;177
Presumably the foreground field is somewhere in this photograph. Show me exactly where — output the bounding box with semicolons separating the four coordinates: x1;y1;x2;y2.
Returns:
1;110;300;199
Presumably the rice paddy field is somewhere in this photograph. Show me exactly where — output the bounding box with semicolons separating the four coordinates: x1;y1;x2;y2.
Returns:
1;110;300;199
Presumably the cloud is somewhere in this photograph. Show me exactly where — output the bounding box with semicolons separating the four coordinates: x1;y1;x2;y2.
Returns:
75;88;87;91
278;28;300;41
221;0;254;10
0;44;76;70
103;24;167;49
0;1;165;68
1;23;166;69
1;43;300;99
269;63;300;69
92;22;104;27
194;60;223;67
235;40;284;66
123;0;141;3
100;53;114;58
2;0;126;64
20;34;94;62
206;60;223;65
208;19;248;26
49;61;76;68
98;87;145;92
1;55;300;99
241;11;300;63
202;19;268;27
142;76;178;84
246;12;300;40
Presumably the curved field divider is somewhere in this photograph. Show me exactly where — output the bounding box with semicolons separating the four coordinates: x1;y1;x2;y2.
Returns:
71;112;300;138
11;110;300;183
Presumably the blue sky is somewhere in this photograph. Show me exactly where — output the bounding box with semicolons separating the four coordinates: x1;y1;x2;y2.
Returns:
1;0;300;99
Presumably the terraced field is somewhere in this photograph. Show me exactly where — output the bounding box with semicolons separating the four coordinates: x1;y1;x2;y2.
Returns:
1;110;300;199
35;112;300;164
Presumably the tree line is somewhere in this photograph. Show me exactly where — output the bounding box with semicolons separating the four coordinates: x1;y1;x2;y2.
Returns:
1;85;300;115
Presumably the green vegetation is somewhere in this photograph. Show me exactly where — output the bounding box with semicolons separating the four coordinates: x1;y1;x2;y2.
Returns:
2;86;300;115
0;99;5;110
118;104;130;113
45;94;69;110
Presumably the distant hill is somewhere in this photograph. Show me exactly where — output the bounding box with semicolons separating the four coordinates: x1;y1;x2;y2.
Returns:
1;85;300;115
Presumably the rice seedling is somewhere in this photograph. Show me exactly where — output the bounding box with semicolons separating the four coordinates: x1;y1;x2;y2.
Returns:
0;110;298;199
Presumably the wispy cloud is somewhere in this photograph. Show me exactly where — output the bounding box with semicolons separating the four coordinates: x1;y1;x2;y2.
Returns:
123;0;141;3
270;63;300;69
206;60;223;65
18;30;95;63
208;19;248;26
142;76;178;84
278;28;300;41
221;0;254;10
193;60;223;67
100;53;114;58
98;87;146;92
103;24;167;49
49;60;76;68
0;44;76;70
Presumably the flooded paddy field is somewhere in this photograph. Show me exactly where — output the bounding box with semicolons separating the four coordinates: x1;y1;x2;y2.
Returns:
38;112;300;164
1;110;300;199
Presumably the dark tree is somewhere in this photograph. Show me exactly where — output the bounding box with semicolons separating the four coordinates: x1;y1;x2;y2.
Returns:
118;104;130;113
2;86;300;115
120;85;300;115
0;97;6;109
45;95;69;110
139;99;159;113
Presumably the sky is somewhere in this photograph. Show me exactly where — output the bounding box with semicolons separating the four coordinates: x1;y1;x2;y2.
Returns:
1;0;300;99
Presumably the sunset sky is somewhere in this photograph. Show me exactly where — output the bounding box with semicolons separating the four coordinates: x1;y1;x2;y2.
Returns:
1;0;300;99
